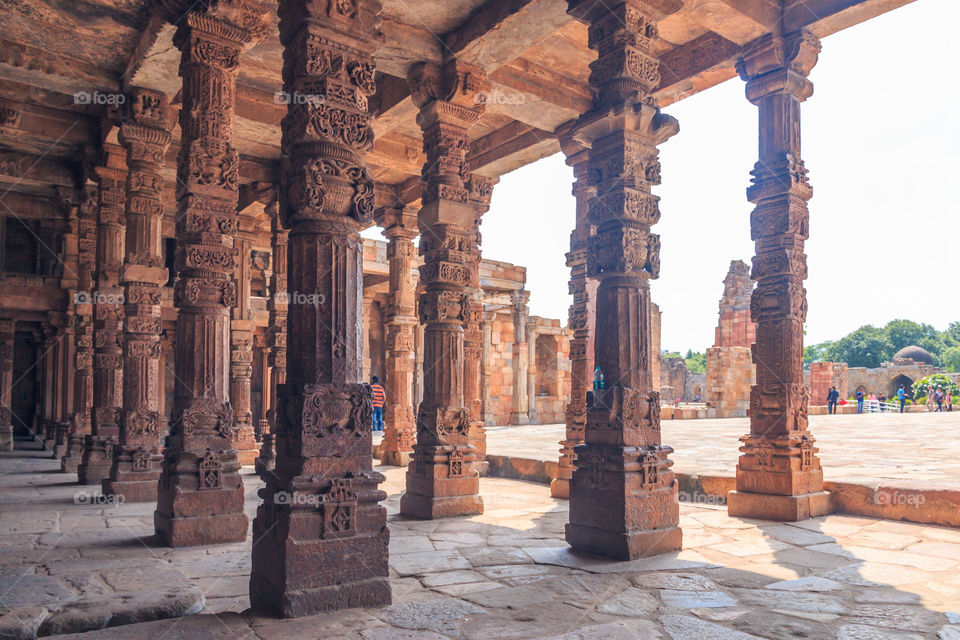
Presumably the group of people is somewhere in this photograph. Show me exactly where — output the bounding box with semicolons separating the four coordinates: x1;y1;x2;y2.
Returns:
843;385;955;414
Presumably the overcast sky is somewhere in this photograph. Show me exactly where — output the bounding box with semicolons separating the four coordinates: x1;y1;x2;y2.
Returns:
367;0;958;354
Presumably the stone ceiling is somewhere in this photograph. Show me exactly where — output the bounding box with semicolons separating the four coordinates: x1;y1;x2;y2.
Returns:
0;0;918;210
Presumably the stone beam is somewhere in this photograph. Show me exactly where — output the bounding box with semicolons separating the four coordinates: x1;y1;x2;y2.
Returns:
0;151;77;193
0;38;117;97
444;0;571;71
786;0;918;36
123;13;181;96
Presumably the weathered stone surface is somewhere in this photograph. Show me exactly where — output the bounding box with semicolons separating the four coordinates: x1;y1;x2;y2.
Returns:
596;587;659;616
375;598;484;634
659;614;764;640
659;589;737;609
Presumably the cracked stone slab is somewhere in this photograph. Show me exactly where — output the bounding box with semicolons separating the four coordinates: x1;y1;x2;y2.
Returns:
659;614;764;640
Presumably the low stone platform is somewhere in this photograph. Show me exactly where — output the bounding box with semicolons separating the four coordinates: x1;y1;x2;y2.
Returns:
3;436;960;639
480;412;960;528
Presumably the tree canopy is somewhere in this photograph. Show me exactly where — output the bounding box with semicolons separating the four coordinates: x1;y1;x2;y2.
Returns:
805;319;959;369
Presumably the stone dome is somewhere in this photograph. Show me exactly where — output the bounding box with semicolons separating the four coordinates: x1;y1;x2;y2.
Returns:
892;345;934;365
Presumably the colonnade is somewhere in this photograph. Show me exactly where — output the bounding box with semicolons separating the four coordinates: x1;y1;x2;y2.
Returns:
0;0;829;620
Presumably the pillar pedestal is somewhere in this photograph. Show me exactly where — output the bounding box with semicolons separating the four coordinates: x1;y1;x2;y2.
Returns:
726;30;831;522
0;319;14;451
564;0;682;560
400;59;488;520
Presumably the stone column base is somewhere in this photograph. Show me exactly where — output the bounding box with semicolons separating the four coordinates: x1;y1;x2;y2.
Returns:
77;436;116;485
468;422;487;460
400;491;484;520
549;477;570;499
250;574;390;618
380;449;412;467
509;413;529;426
102;451;162;502
154;508;248;547
0;426;12;451
566;522;682;560
61;437;85;473
727;490;832;521
250;473;390;617
236;425;259;466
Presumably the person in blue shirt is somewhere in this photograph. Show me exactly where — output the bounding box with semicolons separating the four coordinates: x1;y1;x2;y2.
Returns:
897;385;906;413
856;388;865;414
826;386;839;414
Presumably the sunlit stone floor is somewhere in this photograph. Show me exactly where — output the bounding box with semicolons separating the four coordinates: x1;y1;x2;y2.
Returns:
1;438;959;639
485;412;960;490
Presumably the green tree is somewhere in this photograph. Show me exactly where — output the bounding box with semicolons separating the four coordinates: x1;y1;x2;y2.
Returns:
825;325;892;368
684;350;706;374
804;342;832;367
945;322;960;348
884;319;944;362
942;346;960;373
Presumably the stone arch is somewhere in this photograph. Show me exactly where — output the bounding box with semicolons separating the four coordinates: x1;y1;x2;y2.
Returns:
890;374;913;398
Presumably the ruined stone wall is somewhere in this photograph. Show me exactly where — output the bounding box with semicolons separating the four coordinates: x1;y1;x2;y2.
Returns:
847;362;943;398
485;310;515;425
705;260;757;417
705;347;754;416
809;362;849;405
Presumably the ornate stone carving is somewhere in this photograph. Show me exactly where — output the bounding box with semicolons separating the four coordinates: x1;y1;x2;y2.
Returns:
727;30;829;522
564;0;682;560
401;59;487;520
155;2;268;547
249;0;389;618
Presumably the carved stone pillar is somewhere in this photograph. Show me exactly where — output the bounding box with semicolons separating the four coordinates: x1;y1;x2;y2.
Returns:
552;142;594;498
63;185;98;472
231;237;258;465
526;323;538;424
154;2;268;546
465;176;493;457
727;31;831;521
400;59;488;520
481;317;493;425
41;324;59;450
565;0;682;559
256;202;285;475
54;316;75;459
378;205;418;467
78;146;127;485
249;0;389;616
509;290;530;426
0;319;14;451
101;89;173;501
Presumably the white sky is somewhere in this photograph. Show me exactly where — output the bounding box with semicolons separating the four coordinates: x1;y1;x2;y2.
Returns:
367;0;959;354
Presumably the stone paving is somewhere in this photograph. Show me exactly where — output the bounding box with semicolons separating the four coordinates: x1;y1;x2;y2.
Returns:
485;412;960;490
2;437;960;639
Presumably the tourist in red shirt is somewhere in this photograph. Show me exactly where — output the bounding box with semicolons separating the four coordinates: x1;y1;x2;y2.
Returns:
370;376;386;432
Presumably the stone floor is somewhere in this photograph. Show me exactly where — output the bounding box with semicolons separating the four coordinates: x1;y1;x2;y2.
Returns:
485;412;960;490
2;438;960;639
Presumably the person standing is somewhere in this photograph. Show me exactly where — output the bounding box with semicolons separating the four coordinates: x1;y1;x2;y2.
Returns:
897;385;906;413
947;389;954;412
856;388;865;414
934;388;944;412
370;376;386;432
827;386;839;415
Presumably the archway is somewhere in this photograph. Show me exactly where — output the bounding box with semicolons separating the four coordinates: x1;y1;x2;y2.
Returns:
890;374;914;398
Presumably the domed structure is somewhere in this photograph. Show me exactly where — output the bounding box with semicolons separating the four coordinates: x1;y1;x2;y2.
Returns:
892;345;935;365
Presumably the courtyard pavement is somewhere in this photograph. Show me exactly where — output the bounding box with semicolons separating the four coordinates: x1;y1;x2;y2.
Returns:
485;411;960;491
2;436;960;639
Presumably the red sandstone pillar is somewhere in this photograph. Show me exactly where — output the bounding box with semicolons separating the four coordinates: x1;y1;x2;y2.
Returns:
231;234;259;465
465;176;495;457
400;59;488;520
552;140;594;499
565;0;682;560
509;290;530;425
101;89;173;501
256;201;285;476
249;0;389;616
78;146;127;485
378;204;418;467
727;31;831;521
0;319;14;451
154;2;269;546
63;185;98;473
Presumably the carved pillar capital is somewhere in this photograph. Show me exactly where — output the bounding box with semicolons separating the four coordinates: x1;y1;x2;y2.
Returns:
737;31;820;103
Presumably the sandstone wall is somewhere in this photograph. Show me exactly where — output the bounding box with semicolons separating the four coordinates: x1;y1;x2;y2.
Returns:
705;346;753;417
